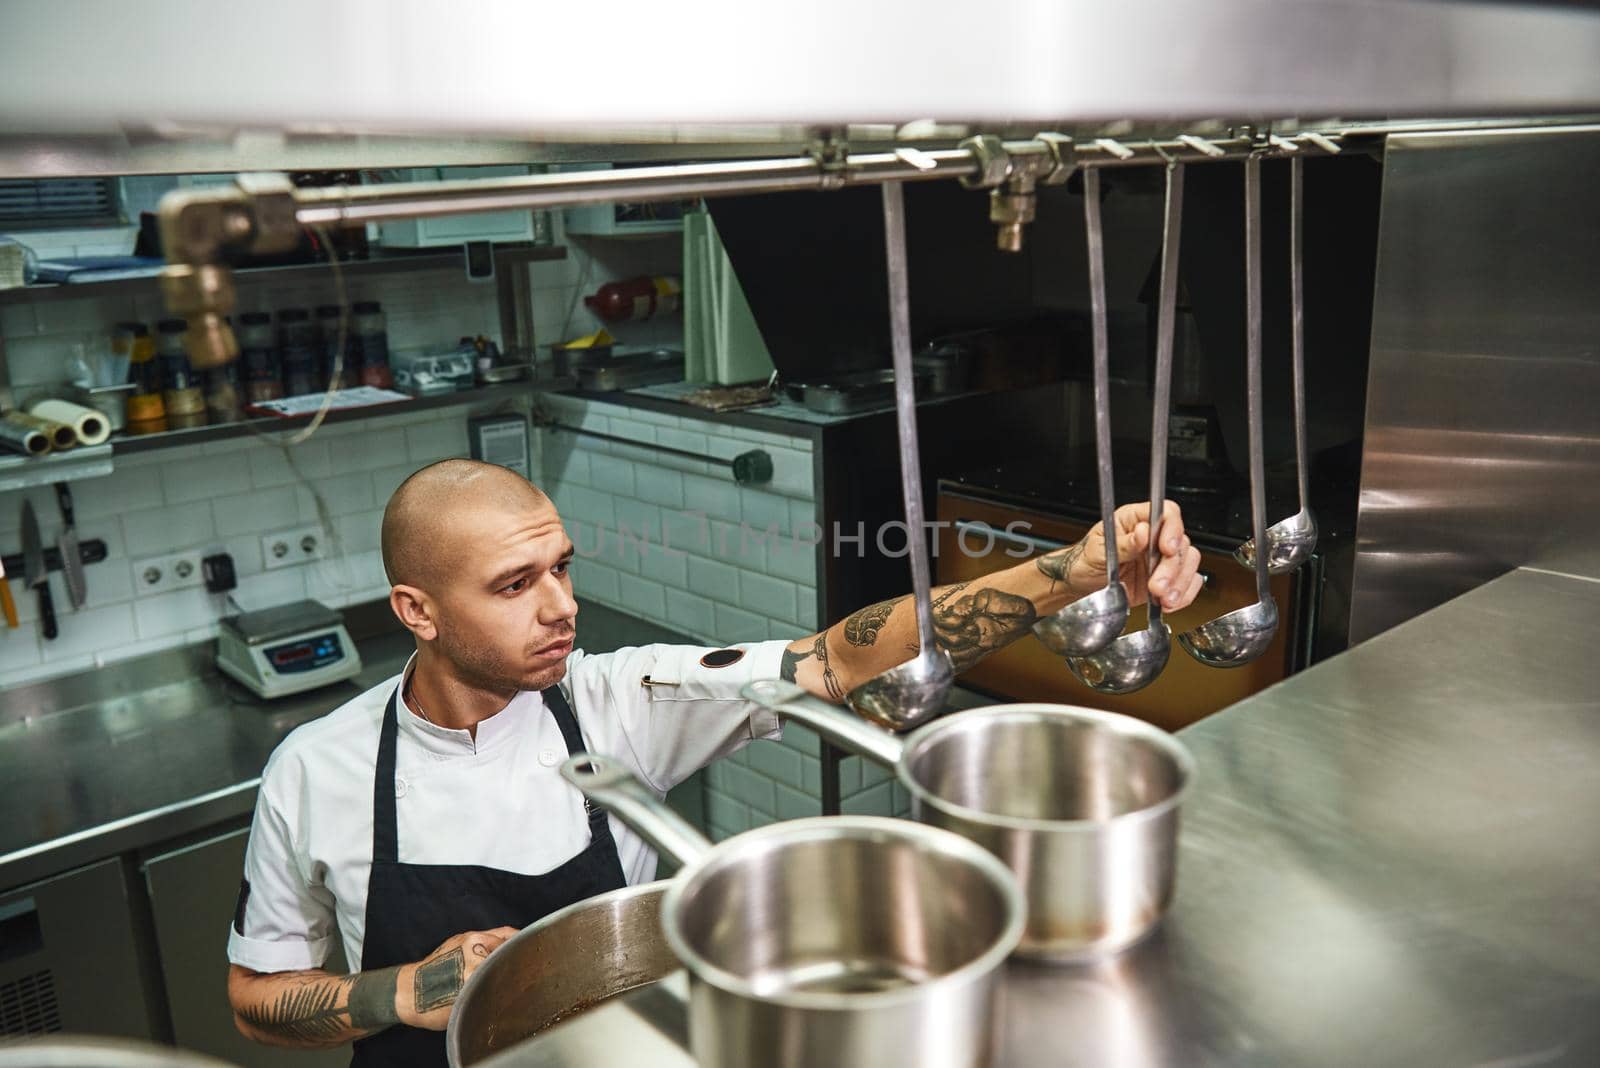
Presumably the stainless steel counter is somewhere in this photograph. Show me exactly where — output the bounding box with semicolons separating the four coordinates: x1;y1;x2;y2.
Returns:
0;599;696;893
0;633;414;890
485;567;1600;1067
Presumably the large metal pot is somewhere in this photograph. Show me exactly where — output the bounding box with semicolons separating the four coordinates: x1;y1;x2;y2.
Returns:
0;1038;238;1067
561;756;1024;1068
744;680;1195;962
446;881;678;1066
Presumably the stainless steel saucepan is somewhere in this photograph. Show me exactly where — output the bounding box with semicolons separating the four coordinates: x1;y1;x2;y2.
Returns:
447;880;678;1066
561;755;1024;1068
0;1039;240;1067
743;679;1195;962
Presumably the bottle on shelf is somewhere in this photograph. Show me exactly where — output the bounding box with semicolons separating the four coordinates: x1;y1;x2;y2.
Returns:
155;318;208;430
352;300;393;389
583;275;682;322
120;322;167;434
205;360;243;424
278;307;320;396
237;312;283;403
316;304;358;389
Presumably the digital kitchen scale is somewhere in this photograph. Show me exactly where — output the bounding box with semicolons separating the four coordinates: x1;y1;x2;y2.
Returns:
216;599;363;699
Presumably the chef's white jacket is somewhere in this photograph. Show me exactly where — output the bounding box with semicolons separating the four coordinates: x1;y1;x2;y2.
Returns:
226;640;788;974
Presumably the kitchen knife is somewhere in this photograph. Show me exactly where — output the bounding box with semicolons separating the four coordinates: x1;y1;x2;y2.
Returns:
21;501;57;641
54;481;85;609
0;552;17;628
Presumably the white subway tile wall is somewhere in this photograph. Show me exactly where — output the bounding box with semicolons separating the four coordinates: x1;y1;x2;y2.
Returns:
537;393;903;832
538;392;816;646
0;402;501;689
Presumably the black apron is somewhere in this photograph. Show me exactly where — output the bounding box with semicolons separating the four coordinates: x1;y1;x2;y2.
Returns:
349;681;628;1068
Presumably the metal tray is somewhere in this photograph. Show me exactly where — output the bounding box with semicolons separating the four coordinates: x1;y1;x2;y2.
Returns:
787;369;932;414
575;350;685;392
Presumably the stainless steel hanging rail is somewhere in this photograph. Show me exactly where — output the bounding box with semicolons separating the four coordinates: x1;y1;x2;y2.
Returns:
156;129;1348;370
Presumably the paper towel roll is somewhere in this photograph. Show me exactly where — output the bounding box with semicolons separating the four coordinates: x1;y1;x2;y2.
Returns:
5;410;76;450
0;413;50;456
29;398;109;446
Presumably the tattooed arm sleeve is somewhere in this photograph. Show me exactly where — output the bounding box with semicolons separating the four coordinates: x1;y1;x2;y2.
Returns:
777;537;1093;703
229;964;402;1049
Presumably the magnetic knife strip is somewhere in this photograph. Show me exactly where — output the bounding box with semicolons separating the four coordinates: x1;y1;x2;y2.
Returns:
1;538;107;577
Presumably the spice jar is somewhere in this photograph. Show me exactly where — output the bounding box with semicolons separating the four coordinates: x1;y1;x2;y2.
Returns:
352;301;393;389
316;305;358;389
238;312;282;403
278;308;320;396
121;323;167;434
156;318;208;429
205;362;243;423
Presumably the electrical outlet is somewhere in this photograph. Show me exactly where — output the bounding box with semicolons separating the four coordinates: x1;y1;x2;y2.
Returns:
262;524;327;571
133;550;206;595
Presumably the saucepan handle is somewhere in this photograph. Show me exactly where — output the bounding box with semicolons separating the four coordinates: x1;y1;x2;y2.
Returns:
742;679;906;769
561;755;713;867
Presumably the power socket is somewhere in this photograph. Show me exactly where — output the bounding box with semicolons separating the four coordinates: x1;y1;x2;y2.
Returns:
133;550;206;595
262;524;328;571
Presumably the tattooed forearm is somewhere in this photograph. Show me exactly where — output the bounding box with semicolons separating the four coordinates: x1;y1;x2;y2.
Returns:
237;977;351;1044
779;633;846;701
235;966;400;1048
1036;541;1085;595
346;968;401;1031
814;632;847;703
779;643;811;682
931;582;969;611
842;597;903;647
932;587;1040;673
414;948;465;1014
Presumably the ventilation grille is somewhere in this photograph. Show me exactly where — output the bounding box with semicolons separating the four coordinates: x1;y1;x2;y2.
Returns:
0;971;62;1037
0;178;119;228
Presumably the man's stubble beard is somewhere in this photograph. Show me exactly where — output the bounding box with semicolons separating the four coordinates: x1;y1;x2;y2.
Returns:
436;623;570;694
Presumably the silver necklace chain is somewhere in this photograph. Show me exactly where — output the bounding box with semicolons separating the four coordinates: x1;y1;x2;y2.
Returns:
405;675;437;726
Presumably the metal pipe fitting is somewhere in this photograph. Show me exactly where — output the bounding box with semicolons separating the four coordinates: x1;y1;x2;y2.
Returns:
958;134;1012;190
156;174;304;369
990;172;1038;253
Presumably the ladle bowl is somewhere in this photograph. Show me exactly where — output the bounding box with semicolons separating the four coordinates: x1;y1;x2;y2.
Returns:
1067;616;1172;694
1234;507;1317;574
1033;579;1129;659
1175;597;1278;668
848;648;955;732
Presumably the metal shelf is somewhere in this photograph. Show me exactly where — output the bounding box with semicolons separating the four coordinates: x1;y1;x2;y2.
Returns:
0;443;114;493
0;243;566;306
111;381;541;456
0;382;551;486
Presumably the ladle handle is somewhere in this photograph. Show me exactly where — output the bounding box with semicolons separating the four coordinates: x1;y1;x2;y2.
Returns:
1244;155;1271;604
1148;163;1185;627
743;679;908;765
881;181;940;661
1289;155;1310;514
1083;167;1119;585
561;755;713;867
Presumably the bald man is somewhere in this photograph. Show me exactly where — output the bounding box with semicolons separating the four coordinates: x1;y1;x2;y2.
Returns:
225;459;1203;1066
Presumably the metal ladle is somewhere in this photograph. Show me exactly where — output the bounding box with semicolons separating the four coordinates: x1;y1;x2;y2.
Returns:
1235;153;1318;574
844;181;954;731
1178;154;1279;668
1034;166;1130;658
1067;162;1184;693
